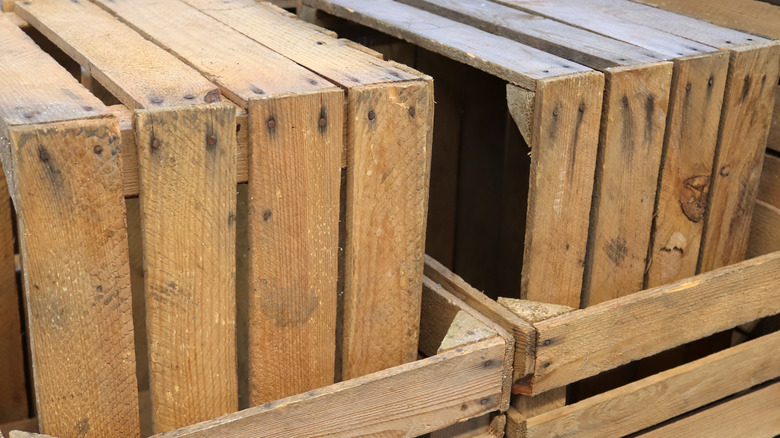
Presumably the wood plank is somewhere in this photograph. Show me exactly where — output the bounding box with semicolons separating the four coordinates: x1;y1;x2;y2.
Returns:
637;380;780;438
582;62;672;304
301;0;593;88
431;414;491;438
524;330;780;437
759;153;780;208
0;18;139;438
153;337;507;438
634;0;780;40
699;42;780;272
8;432;54;438
490;0;715;58
135;104;238;432
0;418;37;437
246;90;342;404
84;0;347;409
769;86;780;154
0;161;26;424
645;53;730;287
521;72;604;308
397;0;664;70
526;251;780;394
341;80;432;378
424;256;537;389
747;200;780;258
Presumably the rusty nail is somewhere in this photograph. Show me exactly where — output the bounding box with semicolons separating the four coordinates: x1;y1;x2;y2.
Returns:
151;138;161;150
39;150;49;161
267;118;276;129
744;75;750;83
207;135;217;146
319;117;327;128
408;106;416;117
578;103;585;113
183;94;195;100
93;145;103;154
708;77;714;87
552;109;559;117
685;83;692;92
263;210;272;221
23;112;35;119
251;86;265;95
83;106;93;111
368;110;376;121
720;166;730;177
308;79;318;85
150;96;164;104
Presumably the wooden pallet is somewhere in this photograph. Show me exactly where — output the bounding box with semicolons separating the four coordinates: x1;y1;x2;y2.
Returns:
0;1;435;436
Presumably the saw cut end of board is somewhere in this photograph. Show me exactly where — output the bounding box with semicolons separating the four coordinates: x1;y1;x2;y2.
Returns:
497;297;572;324
437;310;498;353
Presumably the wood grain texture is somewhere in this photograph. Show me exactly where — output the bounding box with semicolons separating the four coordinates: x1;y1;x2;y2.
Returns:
0;418;37;437
430;414;492;438
135;104;238;433
646;53;729;288
0;161;27;424
424;256;536;391
759;154;780;208
15;0;219;110
769;86;780;154
301;0;591;89
398;0;663;70
522;72;604;308
528;251;780;394
246;90;342;404
637;380;780;438
525;330;780;437
153;337;507;438
341;81;432;378
2;119;140;438
699;43;780;272
583;62;672;305
747;200;780;258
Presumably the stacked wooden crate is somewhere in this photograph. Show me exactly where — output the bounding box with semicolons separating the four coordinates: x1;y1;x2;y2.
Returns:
297;0;780;436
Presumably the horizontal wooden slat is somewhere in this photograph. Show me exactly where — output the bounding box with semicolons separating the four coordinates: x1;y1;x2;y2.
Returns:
637;380;780;437
301;0;592;89
152;337;507;438
524;331;780;437
525;251;780;394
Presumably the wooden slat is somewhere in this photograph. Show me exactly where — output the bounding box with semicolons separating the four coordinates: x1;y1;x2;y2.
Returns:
0;162;26;424
301;0;593;88
582;62;672;304
645;53;729;287
397;0;663;70
341;80;432;378
637;380;780;438
246;91;342;403
153;337;507;438
0;17;139;438
431;414;492;438
88;0;347;406
769;86;780;154
490;0;715;58
524;331;780;437
520;72;604;308
759;154;780;208
699;42;780;272
424;256;537;388
17;2;243;432
747;200;780;258
525;251;780;394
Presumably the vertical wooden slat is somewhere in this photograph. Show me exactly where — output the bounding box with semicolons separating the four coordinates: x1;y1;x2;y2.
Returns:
342;80;433;379
520;71;604;308
247;91;342;404
135;103;237;432
699;42;780;271
0;162;27;424
582;63;672;305
4;119;140;438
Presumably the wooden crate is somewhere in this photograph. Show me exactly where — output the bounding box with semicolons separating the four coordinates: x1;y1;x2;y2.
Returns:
294;0;780;436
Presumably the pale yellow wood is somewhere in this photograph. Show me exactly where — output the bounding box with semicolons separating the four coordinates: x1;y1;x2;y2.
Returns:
637;381;780;438
438;311;498;353
497;298;571;324
525;330;780;437
8;432;54;438
0;162;26;423
646;53;729;287
135;103;238;432
510;388;566;419
583;62;672;305
747;200;780;258
528;251;780;394
3;12;26;27
424;256;536;392
338;38;384;59
246;90;342;405
700;42;780;271
759;154;780;208
341;80;433;378
522;71;604;308
153;337;507;438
